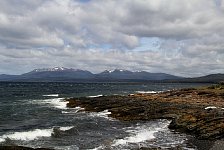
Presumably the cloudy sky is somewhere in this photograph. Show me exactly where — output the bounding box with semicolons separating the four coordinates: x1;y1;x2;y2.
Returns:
0;0;224;77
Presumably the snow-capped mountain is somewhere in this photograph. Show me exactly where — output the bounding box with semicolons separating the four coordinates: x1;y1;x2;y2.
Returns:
31;67;82;72
0;67;185;82
1;68;223;82
100;69;132;74
20;67;94;80
32;67;67;72
96;69;182;80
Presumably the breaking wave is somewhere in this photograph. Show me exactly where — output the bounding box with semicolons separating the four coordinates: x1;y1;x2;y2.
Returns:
135;91;158;94
88;95;103;98
43;94;59;97
32;98;68;109
89;110;112;119
111;120;171;148
61;107;84;114
0;126;74;142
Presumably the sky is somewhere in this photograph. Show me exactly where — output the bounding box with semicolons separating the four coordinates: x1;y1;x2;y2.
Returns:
0;0;224;77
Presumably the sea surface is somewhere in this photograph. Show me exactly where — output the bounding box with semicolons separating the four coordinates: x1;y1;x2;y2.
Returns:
0;82;210;150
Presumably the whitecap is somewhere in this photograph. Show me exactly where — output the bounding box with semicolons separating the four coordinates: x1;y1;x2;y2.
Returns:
89;145;105;150
32;98;68;109
54;145;79;150
43;98;68;109
59;126;74;131
205;106;217;110
89;110;112;119
135;91;157;94
0;138;5;143
0;128;53;142
61;111;70;114
43;94;59;97
112;129;156;147
112;120;171;147
62;107;84;114
0;126;74;142
88;95;103;98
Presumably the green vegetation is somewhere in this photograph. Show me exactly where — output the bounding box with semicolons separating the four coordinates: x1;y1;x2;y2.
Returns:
208;82;224;89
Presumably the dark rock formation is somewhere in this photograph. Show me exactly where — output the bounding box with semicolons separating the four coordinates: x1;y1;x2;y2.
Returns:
67;84;224;140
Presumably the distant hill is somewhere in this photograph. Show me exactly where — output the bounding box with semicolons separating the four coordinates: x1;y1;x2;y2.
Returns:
0;67;94;81
21;67;94;80
0;67;223;83
96;69;182;80
171;73;224;83
0;74;19;81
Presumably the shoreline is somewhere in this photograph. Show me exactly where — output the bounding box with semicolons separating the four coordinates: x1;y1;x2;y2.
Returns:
1;84;223;150
67;83;224;149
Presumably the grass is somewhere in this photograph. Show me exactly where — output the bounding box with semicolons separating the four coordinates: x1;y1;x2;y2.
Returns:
198;83;224;96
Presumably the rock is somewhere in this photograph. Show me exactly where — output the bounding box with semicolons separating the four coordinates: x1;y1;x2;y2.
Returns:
67;85;224;140
210;140;224;150
51;127;63;138
51;127;78;138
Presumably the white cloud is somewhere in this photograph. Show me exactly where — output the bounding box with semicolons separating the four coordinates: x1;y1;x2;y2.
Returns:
0;0;224;77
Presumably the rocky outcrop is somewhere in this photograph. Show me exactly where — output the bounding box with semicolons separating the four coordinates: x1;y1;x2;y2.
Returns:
67;84;224;140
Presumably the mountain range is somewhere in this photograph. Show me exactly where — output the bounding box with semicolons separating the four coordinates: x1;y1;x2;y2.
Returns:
0;67;223;83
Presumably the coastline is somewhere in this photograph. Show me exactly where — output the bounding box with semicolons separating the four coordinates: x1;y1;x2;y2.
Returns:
1;83;223;150
67;83;224;149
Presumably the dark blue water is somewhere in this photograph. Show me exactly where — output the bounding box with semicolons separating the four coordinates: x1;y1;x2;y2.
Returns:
0;82;209;149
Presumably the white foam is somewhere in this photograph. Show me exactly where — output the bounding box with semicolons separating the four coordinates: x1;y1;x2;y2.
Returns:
62;107;84;114
32;98;68;109
0;128;53;142
59;126;74;131
88;95;103;98
112;120;170;147
0;138;5;143
44;98;68;109
90;110;112;119
0;126;74;142
205;106;217;110
112;129;156;146
136;91;157;94
90;145;105;150
55;145;79;150
43;94;59;97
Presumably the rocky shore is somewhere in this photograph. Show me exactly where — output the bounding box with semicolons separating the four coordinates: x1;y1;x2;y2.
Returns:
67;83;224;149
1;84;223;150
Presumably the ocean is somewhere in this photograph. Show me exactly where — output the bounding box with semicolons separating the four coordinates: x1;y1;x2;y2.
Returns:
0;82;210;150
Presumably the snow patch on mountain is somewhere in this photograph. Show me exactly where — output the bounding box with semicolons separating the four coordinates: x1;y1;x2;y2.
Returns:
32;67;85;72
